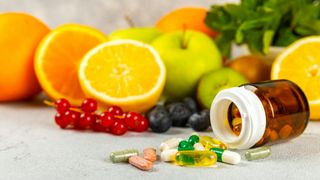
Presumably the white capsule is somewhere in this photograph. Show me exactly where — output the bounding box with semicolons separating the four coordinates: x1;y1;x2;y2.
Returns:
193;143;205;151
211;148;241;165
160;138;183;152
160;149;178;162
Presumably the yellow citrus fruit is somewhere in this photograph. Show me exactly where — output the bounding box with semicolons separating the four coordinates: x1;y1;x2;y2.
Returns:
0;13;50;101
271;36;320;120
78;40;166;112
35;24;107;104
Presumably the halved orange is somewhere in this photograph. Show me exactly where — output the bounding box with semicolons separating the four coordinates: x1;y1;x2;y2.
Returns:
271;36;320;120
78;40;166;112
35;24;107;104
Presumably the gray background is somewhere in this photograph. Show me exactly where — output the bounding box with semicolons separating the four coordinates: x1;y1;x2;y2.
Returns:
1;0;320;180
0;0;237;33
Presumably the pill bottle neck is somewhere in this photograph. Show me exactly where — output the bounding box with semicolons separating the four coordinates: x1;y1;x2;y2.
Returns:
210;87;266;149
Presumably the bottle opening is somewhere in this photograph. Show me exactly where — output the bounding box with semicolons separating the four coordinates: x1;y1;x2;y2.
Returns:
227;103;242;136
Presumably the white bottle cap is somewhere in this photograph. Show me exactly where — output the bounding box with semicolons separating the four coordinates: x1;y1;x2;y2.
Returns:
210;86;266;149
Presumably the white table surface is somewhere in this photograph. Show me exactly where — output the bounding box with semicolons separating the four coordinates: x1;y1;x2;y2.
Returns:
1;99;320;180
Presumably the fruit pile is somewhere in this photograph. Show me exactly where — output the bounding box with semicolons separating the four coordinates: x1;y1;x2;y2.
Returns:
50;98;148;135
1;4;320;139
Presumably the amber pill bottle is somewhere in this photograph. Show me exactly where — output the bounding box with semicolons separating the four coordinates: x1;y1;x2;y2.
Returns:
210;80;309;149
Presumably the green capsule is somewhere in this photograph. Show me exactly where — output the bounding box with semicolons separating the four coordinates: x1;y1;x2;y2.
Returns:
109;149;139;163
245;146;271;161
188;135;200;145
178;140;194;151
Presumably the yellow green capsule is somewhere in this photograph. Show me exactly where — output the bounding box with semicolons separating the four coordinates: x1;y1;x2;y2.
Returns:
245;146;271;161
109;149;139;163
200;136;227;150
174;150;217;166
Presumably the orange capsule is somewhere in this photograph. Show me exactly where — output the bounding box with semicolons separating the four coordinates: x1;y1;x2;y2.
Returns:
269;130;279;141
143;148;157;162
129;156;153;171
279;125;293;139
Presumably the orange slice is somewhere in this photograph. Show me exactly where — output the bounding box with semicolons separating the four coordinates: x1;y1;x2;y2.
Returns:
78;40;166;112
271;36;320;120
35;24;107;104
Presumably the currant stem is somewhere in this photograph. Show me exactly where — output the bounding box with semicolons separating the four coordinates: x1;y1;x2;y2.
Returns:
43;100;82;113
124;15;135;28
43;100;55;107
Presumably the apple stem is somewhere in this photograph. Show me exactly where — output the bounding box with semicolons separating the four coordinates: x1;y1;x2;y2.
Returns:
124;15;135;28
181;24;187;49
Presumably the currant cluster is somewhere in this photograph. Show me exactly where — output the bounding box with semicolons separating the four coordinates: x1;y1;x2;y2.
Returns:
52;98;149;135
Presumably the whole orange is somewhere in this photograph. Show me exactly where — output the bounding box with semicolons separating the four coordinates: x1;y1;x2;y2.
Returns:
0;13;50;101
156;7;218;37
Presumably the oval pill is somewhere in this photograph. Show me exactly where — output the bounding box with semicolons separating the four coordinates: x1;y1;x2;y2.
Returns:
129;156;153;171
143;148;157;162
160;138;183;151
211;148;241;165
109;149;139;163
161;149;178;162
245;146;271;161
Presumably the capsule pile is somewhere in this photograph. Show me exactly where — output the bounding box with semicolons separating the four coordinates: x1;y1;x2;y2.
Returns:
109;133;272;171
159;133;271;167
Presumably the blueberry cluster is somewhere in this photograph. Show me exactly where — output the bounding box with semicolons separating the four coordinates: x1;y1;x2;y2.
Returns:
147;97;211;133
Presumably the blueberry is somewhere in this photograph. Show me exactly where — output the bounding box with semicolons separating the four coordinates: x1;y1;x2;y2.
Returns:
188;109;210;131
147;105;172;133
183;97;198;113
166;102;192;127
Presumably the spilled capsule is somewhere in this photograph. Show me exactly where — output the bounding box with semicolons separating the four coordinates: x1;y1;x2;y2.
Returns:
211;148;241;165
109;149;139;163
245;146;271;161
161;149;178;162
175;150;217;166
160;138;183;151
200;136;227;150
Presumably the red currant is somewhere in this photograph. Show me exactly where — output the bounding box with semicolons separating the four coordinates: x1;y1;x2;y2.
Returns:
54;98;70;113
111;120;127;135
92;117;107;132
125;112;139;130
55;110;79;128
64;110;80;126
125;112;149;132
99;112;116;128
55;112;67;128
107;106;123;116
81;98;97;113
134;116;149;132
76;113;95;129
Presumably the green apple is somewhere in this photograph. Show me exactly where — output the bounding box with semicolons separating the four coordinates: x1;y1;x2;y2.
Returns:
109;27;162;43
152;30;222;100
197;68;248;109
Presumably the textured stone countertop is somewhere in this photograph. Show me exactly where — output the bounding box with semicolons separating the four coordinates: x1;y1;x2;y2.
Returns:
1;100;320;180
